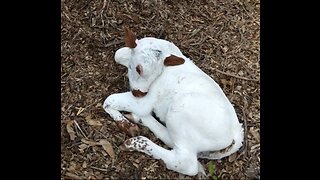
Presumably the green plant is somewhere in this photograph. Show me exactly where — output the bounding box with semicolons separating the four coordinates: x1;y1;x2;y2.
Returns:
208;161;218;180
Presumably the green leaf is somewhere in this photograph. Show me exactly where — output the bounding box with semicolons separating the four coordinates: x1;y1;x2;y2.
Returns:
213;175;218;180
208;161;215;176
208;161;218;180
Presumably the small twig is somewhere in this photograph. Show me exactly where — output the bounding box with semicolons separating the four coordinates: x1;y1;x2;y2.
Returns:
239;108;248;157
212;12;224;19
65;141;82;149
79;1;91;10
101;0;108;11
93;128;109;139
241;3;260;25
85;98;103;109
158;25;165;38
179;173;186;179
73;120;87;138
90;166;109;172
211;67;259;82
100;0;110;16
76;107;86;116
72;28;82;41
104;40;123;48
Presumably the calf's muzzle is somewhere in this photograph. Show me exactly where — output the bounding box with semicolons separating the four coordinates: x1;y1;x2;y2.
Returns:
132;89;148;97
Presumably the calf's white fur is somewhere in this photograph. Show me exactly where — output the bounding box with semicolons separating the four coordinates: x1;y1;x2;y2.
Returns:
103;27;244;176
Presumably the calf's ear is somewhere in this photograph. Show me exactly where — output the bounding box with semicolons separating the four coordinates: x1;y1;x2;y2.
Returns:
124;27;137;48
115;47;132;68
164;55;185;66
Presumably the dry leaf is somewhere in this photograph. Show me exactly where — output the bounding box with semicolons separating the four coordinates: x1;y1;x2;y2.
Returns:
85;115;103;126
79;144;88;149
67;161;77;172
221;79;233;90
81;139;100;146
82;161;87;168
65;172;82;179
251;129;260;142
79;144;89;153
66;121;77;140
99;139;115;159
238;70;244;76
132;162;139;168
222;46;229;53
228;153;237;162
92;146;99;153
100;149;108;156
235;85;242;91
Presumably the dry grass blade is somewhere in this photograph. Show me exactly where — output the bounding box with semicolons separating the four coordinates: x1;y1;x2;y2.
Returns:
104;40;123;47
90;166;109;172
76;107;86;116
211;68;259;82
74;120;87;138
81;138;100;146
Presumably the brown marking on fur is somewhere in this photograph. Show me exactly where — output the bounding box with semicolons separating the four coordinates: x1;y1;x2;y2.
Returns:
116;120;139;137
124;27;137;48
164;55;185;66
132;89;148;97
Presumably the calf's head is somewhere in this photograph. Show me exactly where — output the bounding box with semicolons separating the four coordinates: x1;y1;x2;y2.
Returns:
115;27;185;97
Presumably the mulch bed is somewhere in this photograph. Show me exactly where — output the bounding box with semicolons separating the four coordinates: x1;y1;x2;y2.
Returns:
61;0;260;179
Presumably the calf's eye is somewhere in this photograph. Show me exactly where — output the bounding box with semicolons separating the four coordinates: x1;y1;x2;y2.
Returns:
135;64;143;75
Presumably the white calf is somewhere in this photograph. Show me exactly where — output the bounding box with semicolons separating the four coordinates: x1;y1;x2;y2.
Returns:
103;27;244;176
